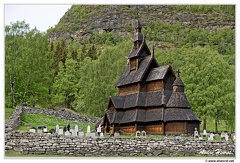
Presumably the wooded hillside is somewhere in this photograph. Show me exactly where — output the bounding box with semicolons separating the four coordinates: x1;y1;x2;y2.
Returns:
5;5;235;132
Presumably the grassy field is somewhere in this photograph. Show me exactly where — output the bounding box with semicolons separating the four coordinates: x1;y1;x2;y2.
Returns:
19;113;95;133
5;107;15;120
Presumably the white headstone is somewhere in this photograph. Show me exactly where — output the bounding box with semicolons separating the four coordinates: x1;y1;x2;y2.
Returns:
114;132;120;138
29;129;36;133
87;125;91;133
194;128;199;140
37;129;43;134
136;131;141;138
97;125;101;134
75;125;78;133
65;131;71;136
43;127;47;132
208;133;214;141
56;125;59;133
225;134;229;141
58;129;63;135
203;129;207;137
78;131;84;138
100;132;104;138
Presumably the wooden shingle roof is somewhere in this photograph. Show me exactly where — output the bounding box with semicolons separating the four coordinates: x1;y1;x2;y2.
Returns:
146;65;170;82
164;108;201;122
116;55;154;87
172;77;184;87
166;92;191;108
110;90;172;109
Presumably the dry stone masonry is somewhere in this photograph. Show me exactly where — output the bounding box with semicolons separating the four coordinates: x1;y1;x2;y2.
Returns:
5;106;235;157
5;130;235;157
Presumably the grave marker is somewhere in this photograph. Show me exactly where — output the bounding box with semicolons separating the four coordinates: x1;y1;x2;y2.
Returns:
65;131;71;136
87;125;91;133
43;126;47;133
56;125;59;133
58;128;63;135
114;132;120;138
203;129;207;137
141;130;146;138
208;133;214;141
136;130;141;138
100;132;104;138
194;128;199;140
78;131;84;138
29;128;36;133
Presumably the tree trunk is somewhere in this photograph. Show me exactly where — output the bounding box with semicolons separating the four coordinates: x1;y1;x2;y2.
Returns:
203;117;207;130
215;111;219;133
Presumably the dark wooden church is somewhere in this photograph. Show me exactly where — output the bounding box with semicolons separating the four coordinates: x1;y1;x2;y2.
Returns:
97;20;201;135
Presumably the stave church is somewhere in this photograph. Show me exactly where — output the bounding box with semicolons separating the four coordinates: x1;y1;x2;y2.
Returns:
96;20;201;135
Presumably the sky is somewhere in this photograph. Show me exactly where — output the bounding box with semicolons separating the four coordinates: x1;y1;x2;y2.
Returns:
4;4;72;32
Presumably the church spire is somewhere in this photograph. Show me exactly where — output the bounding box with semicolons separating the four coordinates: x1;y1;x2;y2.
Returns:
134;20;143;48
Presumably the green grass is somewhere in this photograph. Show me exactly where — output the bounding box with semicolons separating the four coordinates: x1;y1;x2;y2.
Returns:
20;113;95;132
199;118;230;133
5;108;15;120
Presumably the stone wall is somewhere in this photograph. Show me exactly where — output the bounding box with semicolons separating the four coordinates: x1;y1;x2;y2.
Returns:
5;106;100;133
5;106;23;132
5;130;235;157
22;106;100;123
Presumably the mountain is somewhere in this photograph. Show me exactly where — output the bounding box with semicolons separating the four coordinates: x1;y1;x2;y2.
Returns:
48;5;235;43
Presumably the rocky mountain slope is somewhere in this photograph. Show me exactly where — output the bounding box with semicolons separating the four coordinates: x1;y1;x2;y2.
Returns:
48;5;235;42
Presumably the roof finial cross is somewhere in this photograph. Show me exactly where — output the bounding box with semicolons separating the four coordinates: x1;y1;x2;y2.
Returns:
177;69;181;77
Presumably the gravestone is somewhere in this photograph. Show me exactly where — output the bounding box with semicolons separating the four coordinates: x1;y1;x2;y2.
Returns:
194;128;199;140
141;130;146;138
29;128;36;133
136;130;141;138
208;133;214;141
114;132;120;138
97;125;102;136
225;134;229;141
37;129;43;134
87;125;91;133
214;133;219;138
58;128;63;135
78;131;84;138
43;126;47;133
221;132;228;140
203;129;207;137
65;131;71;136
100;132;104;138
75;125;78;134
56;125;59;134
231;133;235;142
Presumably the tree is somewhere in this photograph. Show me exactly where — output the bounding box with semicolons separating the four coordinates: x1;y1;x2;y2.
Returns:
5;21;53;108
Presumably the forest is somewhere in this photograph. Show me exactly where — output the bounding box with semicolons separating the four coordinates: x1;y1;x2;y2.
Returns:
5;5;235;133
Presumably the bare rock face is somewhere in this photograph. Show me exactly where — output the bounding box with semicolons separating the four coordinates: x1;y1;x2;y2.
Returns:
48;5;235;42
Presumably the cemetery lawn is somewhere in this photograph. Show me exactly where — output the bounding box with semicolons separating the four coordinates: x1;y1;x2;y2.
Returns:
19;113;95;132
5;108;15;120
